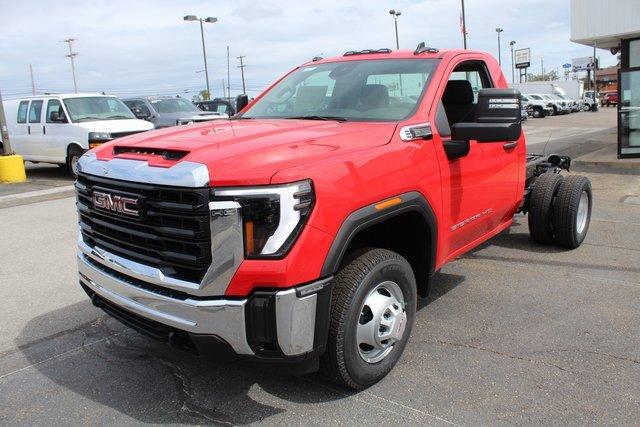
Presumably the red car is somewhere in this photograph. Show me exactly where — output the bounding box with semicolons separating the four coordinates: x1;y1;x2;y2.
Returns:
601;91;618;106
76;44;592;389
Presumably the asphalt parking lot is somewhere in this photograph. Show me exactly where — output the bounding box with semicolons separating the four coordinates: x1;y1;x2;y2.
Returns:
1;109;639;425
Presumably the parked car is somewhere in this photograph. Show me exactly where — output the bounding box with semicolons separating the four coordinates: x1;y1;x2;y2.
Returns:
75;46;593;390
195;97;238;116
601;91;619;107
123;96;227;128
539;94;571;115
3;93;153;177
521;94;553;118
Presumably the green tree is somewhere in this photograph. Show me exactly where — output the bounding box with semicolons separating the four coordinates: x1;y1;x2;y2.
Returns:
527;70;559;82
192;89;210;102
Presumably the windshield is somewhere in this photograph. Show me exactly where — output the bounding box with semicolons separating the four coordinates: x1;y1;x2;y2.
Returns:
242;59;438;122
150;98;200;114
63;97;135;122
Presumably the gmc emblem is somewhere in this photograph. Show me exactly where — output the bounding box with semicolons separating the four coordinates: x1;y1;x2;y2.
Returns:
92;191;140;217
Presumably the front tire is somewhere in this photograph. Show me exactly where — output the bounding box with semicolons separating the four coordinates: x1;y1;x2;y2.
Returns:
66;146;83;179
321;248;416;390
532;108;543;118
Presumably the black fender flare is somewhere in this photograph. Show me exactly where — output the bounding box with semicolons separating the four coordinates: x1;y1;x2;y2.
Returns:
320;191;438;281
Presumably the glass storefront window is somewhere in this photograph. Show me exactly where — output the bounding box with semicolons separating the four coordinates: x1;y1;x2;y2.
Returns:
619;69;640;157
630;39;640;68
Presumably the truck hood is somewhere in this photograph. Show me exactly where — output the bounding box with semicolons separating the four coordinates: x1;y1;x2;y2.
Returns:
94;119;397;186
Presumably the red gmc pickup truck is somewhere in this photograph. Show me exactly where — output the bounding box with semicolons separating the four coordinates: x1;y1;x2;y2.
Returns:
76;44;592;389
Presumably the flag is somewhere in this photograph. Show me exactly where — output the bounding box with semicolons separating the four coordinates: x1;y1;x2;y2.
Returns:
459;9;467;35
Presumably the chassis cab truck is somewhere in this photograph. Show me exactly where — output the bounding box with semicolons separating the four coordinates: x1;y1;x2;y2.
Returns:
76;45;592;389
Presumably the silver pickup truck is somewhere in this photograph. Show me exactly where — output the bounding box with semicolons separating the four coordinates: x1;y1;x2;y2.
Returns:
123;96;227;128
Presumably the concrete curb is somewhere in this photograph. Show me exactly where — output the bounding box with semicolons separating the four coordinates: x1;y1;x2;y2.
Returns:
0;185;75;209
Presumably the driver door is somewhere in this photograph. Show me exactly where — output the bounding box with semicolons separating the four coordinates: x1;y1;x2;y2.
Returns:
432;59;521;258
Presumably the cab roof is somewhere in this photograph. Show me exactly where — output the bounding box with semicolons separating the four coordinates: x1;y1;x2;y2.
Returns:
14;93;115;100
303;48;487;66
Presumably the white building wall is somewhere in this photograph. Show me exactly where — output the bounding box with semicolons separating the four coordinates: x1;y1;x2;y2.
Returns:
571;0;640;47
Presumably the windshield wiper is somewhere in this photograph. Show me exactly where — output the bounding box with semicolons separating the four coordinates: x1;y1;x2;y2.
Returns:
286;115;348;122
106;115;132;120
75;116;103;122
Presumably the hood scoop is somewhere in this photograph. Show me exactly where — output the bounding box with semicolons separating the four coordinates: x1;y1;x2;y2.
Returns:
113;146;189;161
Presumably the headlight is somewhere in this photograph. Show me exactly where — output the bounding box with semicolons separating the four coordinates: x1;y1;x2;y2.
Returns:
88;132;112;149
213;180;314;258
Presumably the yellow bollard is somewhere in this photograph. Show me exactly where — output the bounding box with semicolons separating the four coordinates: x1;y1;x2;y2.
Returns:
0;155;27;183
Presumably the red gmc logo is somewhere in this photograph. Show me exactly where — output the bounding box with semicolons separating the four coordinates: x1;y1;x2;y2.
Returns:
92;191;140;217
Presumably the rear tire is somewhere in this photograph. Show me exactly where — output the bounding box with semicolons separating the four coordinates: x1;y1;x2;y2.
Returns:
321;248;416;390
528;173;564;244
532;108;543;118
552;175;592;248
66;146;83;179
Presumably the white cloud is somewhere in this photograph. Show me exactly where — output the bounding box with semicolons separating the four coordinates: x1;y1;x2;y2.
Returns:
0;0;618;100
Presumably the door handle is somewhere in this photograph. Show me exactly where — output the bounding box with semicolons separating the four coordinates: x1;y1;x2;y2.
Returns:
28;125;31;135
43;125;46;135
503;141;518;150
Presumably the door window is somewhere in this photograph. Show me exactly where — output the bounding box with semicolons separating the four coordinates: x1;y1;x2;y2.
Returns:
619;69;640;156
441;61;493;126
28;100;43;123
17;101;29;123
46;99;66;123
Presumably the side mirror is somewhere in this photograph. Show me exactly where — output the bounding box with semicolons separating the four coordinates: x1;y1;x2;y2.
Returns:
235;94;249;114
451;88;522;143
49;111;67;123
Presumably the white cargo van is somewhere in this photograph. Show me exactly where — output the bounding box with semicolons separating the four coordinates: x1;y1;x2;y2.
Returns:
4;93;154;177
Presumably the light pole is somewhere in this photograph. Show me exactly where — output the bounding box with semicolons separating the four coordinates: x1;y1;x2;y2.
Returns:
184;15;217;100
461;0;467;49
509;40;516;84
389;9;401;50
495;28;503;66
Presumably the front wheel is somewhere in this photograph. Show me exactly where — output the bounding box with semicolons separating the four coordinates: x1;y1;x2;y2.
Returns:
532;108;543;118
321;248;416;389
66;146;84;179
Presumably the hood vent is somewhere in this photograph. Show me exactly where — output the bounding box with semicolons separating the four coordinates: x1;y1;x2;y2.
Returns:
113;146;189;161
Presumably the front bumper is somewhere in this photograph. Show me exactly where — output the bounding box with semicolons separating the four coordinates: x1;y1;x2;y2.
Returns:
77;241;332;360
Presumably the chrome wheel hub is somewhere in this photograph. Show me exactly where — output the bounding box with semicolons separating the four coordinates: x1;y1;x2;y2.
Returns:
357;281;407;363
576;191;589;234
71;156;79;175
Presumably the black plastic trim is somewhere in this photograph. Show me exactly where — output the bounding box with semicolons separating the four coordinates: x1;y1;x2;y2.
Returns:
320;191;438;278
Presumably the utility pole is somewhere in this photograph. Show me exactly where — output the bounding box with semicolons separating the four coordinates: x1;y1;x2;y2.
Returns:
461;0;467;49
593;42;597;91
226;45;231;99
541;57;544;80
63;38;78;93
0;89;12;154
29;64;36;95
495;28;503;66
509;41;516;84
237;55;247;94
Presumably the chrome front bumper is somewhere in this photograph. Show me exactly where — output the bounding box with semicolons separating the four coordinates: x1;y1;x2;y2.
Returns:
78;239;330;357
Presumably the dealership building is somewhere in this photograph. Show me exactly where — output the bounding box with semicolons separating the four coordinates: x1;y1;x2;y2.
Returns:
571;0;640;158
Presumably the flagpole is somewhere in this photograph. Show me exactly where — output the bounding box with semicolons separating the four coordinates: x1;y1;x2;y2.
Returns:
461;0;468;49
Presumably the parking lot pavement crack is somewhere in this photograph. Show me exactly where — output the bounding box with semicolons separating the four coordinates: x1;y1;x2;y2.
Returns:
427;339;576;374
528;349;640;366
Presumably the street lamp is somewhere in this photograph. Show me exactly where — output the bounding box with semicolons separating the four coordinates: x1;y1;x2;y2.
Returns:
184;15;218;100
509;40;516;84
495;28;503;66
389;9;401;50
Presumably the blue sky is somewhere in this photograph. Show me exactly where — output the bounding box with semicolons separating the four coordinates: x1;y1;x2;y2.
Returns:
0;0;617;101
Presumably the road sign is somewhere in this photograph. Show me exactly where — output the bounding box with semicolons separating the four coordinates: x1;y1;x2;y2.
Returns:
515;48;530;69
572;56;594;72
562;63;572;69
